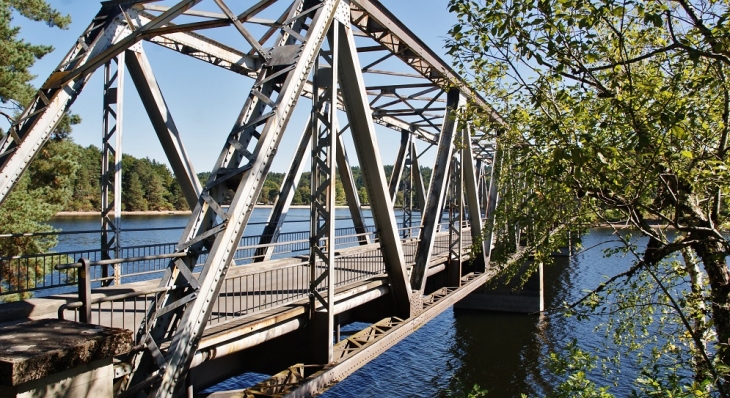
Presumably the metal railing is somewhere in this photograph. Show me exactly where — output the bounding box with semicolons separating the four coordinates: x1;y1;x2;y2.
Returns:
1;224;378;298
56;225;474;332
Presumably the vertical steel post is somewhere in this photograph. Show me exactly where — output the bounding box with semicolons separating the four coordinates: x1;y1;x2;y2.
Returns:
447;152;463;287
476;159;486;216
401;134;413;238
389;131;409;203
483;138;503;265
309;21;339;364
410;141;427;213
101;54;125;286
462;127;487;271
78;258;92;323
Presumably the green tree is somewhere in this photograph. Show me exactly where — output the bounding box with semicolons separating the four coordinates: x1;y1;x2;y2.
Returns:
0;0;78;135
0;139;79;298
68;145;101;211
358;187;368;205
259;178;280;205
123;171;146;211
448;0;730;393
167;179;188;210
334;178;346;205
145;172;170;210
295;172;312;205
197;171;211;185
292;188;303;205
0;0;84;300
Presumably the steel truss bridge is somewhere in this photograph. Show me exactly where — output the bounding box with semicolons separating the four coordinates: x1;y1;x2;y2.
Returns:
0;0;510;396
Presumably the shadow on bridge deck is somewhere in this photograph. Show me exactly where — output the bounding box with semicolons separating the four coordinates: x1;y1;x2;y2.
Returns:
0;228;501;396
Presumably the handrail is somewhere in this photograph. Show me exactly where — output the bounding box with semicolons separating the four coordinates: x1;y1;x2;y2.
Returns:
54;226;472;328
0;216;380;238
54;252;189;270
58;284;189;321
2;223;442;297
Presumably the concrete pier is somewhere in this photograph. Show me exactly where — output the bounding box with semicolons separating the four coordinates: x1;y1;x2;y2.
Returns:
455;261;543;314
0;319;132;398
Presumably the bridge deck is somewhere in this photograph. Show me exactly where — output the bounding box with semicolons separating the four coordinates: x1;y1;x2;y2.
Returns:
1;229;464;329
47;231;461;329
203;269;496;397
0;222;482;396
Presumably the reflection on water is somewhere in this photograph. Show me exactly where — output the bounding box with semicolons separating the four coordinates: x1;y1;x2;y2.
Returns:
49;212;653;396
321;228;651;397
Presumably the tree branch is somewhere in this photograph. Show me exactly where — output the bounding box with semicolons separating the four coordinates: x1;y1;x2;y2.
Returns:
587;44;681;72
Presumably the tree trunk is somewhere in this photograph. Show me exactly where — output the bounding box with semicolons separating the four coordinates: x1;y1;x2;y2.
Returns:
683;248;712;383
693;236;730;370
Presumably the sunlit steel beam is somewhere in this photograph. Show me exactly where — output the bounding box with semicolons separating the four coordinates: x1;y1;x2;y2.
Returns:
0;8;125;206
336;127;371;245
410;141;427;211
255;117;312;262
389;132;409;203
410;89;464;293
462;126;486;271
100;54;125;286
125;48;202;209
337;21;412;317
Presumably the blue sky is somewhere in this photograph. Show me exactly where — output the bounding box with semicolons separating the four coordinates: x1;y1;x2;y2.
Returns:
13;1;459;174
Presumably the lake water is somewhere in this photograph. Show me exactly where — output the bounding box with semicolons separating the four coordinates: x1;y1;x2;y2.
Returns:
49;210;652;396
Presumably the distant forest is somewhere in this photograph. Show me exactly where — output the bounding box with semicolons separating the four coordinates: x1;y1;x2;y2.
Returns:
58;141;432;212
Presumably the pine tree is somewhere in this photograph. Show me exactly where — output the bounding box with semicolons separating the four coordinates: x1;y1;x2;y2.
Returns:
0;0;78;300
124;173;146;211
0;0;71;129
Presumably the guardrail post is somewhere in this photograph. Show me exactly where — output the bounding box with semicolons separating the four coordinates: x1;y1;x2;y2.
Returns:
78;258;91;323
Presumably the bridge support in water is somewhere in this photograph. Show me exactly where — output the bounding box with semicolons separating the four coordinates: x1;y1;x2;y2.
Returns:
455;260;544;314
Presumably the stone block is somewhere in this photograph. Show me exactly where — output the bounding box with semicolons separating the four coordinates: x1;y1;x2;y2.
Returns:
0;319;132;398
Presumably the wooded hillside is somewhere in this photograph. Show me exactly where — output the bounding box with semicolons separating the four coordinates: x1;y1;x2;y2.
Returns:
55;140;430;211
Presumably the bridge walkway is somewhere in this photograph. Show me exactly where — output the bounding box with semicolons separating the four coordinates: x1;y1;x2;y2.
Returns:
53;229;467;334
27;227;480;393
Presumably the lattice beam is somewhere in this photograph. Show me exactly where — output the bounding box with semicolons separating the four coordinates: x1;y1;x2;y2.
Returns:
100;55;125;286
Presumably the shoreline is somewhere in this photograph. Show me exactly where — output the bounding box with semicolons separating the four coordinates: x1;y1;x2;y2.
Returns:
53;204;373;218
53;210;194;217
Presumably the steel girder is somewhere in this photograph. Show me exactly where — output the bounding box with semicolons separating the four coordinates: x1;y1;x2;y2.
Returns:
135;1;500;153
125;1;341;396
136;7;445;147
401;134;414;238
483;141;504;264
0;7;126;207
0;0;509;394
100;55;125;286
336;19;412;318
125;48;202;209
347;0;506;147
447;153;463;286
410;141;427;212
462;127;487;271
389;131;409;202
309;23;339;363
0;0;504;211
410;89;464;293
